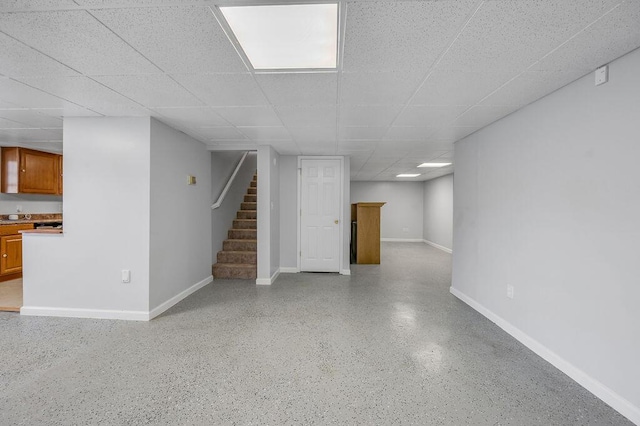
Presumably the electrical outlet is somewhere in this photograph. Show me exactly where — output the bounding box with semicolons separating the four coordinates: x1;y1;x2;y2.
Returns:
121;270;131;283
507;285;514;299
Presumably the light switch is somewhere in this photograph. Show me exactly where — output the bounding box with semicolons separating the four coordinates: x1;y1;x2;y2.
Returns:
121;269;131;283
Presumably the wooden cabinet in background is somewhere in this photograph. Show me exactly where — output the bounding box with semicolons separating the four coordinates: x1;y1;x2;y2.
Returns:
0;223;33;280
1;147;62;195
352;202;386;264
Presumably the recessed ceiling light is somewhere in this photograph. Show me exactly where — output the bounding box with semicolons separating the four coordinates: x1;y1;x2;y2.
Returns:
397;174;421;178
417;162;452;168
220;4;338;70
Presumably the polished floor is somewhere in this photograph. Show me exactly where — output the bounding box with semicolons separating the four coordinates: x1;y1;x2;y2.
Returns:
0;243;631;425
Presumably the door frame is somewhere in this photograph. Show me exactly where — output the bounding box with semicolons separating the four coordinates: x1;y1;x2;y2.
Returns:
297;156;345;274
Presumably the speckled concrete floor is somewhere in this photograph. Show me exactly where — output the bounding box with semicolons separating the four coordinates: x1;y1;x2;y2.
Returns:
0;243;631;425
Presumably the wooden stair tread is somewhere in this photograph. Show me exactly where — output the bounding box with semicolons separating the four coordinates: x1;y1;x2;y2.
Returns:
214;263;255;268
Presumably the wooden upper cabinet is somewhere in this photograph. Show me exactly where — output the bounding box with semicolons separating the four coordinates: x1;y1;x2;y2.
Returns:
1;147;62;195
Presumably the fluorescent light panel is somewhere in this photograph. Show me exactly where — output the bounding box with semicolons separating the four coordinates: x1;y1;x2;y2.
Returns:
397;174;421;178
418;162;452;168
220;4;338;70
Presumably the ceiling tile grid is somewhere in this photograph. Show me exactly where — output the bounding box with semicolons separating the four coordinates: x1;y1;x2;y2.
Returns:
0;0;638;179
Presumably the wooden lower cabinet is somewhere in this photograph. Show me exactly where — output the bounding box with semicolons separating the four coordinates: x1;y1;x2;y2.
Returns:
1;234;23;275
0;223;34;280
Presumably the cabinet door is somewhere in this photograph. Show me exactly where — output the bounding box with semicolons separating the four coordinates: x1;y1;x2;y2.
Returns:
0;234;22;275
19;149;59;194
57;154;63;195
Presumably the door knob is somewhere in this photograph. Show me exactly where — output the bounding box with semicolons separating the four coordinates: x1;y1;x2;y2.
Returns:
334;220;339;224
2;254;7;258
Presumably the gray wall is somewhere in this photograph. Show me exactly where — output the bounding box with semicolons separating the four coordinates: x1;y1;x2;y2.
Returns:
211;151;257;261
279;155;298;269
452;48;640;422
422;174;453;250
149;119;212;310
257;145;280;282
351;181;424;240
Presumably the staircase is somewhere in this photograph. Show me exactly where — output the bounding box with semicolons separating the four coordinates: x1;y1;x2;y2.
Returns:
212;173;257;279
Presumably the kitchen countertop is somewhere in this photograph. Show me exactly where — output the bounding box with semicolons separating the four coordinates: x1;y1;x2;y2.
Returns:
0;214;62;226
20;229;63;234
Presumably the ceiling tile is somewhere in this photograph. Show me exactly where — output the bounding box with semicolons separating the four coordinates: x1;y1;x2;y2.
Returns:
0;32;79;77
411;69;515;106
171;74;268;106
255;73;337;105
384;126;437;141
0;127;61;141
0;116;30;129
431;126;480;141
33;106;102;117
0;77;80;108
340;72;422;105
197;127;247;141
237;127;291;141
339;126;387;140
438;0;622;72
297;142;335;156
0;110;62;127
394;105;468;127
275;106;336;128
151;107;229;128
264;140;300;155
481;70;584;107
214;106;282;127
343;0;477;72
337;140;377;151
289;126;336;144
451;105;519;127
17;76;144;114
532;1;640;73
93;75;204;108
0;10;160;75
90;6;246;73
339;105;402;127
0;1;78;12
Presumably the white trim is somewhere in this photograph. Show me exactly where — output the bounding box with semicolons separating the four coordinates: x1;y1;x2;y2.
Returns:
21;276;213;321
148;275;213;320
381;238;424;243
21;306;149;321
340;269;351;276
423;239;453;253
449;286;640;425
256;268;280;285
280;267;299;273
297;156;345;274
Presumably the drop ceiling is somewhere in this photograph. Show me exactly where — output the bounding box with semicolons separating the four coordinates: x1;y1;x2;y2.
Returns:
0;0;639;181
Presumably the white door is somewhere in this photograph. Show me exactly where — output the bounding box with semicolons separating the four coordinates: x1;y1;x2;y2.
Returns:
300;159;341;272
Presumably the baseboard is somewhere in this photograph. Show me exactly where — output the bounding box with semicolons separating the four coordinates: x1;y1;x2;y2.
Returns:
256;268;280;285
380;238;424;242
21;276;214;322
148;275;213;320
280;267;300;273
423;239;453;253
20;306;149;321
340;269;351;276
449;286;640;425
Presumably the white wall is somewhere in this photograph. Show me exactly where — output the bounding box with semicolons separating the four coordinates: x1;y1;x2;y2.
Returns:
22;117;151;317
452;48;640;424
423;174;453;251
351;181;423;241
149;119;212;311
211;151;257;260
257;145;280;283
279;155;297;270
